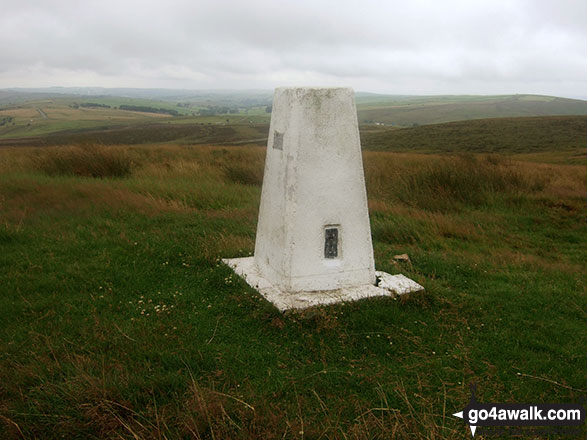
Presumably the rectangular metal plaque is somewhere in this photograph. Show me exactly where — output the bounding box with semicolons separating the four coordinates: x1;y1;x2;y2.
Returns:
324;227;338;259
273;131;284;150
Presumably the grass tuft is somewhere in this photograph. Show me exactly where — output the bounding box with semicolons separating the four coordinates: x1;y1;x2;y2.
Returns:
35;145;134;178
222;162;264;186
220;150;265;186
0;224;19;244
397;154;545;211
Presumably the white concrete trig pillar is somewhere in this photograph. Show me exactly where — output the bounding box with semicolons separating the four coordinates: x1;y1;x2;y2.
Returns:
254;87;375;292
223;87;423;311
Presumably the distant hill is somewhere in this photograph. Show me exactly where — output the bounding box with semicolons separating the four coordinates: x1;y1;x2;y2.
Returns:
3;113;586;159
2;89;587;153
360;115;587;154
356;94;587;126
0;89;79;104
3;89;587;127
0;88;273;107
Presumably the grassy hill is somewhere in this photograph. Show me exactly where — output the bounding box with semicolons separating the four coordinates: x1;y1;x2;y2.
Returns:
0;120;270;148
4;113;586;167
361;116;587;157
356;94;587;126
0;87;274;107
0;104;269;146
2;90;587;143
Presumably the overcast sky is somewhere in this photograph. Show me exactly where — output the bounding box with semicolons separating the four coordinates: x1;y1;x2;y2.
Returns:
1;0;586;97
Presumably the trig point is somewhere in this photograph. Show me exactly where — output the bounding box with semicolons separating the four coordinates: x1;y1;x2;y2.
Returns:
224;87;423;311
256;87;376;291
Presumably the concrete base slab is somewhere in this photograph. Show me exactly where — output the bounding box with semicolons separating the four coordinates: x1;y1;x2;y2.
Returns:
222;257;424;312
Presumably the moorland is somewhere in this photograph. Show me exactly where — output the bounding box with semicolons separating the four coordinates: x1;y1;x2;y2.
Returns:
0;89;585;439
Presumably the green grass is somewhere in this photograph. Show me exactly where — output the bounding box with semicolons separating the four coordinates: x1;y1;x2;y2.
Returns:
0;145;585;439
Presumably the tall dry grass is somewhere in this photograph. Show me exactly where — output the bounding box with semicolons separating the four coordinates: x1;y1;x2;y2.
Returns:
1;144;584;222
34;145;134;178
364;153;564;212
397;154;544;210
2;145;584;211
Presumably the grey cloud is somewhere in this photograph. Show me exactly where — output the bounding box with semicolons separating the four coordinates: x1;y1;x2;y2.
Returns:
0;0;585;96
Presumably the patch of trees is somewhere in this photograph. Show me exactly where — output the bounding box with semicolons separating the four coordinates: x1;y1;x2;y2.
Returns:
0;116;14;126
119;105;179;116
80;103;111;109
198;106;240;116
69;102;111;109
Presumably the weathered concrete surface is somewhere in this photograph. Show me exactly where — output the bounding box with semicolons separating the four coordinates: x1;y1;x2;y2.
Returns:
223;257;424;312
222;86;425;311
254;87;376;292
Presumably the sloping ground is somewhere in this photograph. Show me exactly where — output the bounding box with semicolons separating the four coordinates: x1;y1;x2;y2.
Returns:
361;115;587;154
2;92;587;148
2;114;587;158
357;95;587;126
0;122;269;147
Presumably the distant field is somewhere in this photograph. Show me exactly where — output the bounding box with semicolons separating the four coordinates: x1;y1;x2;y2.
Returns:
361;116;587;161
2;92;587;144
3;114;586;168
43;105;172;121
0;103;174;140
0;122;269;148
0;97;271;142
356;94;587;126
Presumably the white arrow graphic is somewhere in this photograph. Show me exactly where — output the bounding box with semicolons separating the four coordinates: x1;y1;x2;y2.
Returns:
453;411;477;437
